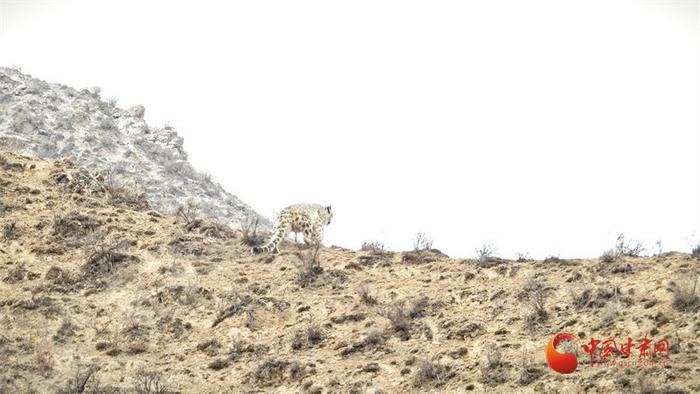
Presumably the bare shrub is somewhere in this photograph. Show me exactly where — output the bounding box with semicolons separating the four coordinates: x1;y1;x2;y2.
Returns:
521;276;548;332
297;244;323;288
475;244;497;267
34;338;54;376
637;374;658;394
291;324;325;350
480;344;507;386
2;221;17;240
692;244;700;260
58;366;99;394
413;360;453;388
340;329;388;356
543;255;566;264
102;172;149;210
671;276;699;313
598;301;621;328
357;284;377;305
133;370;168;394
413;232;433;251
516;252;529;262
252;359;289;384
361;241;386;255
600;249;616;263
614;234;645;257
54;315;78;343
175;199;199;226
517;347;542;386
569;285;593;310
382;301;413;340
52;211;100;243
240;214;264;246
81;229;130;276
211;291;255;328
381;297;430;340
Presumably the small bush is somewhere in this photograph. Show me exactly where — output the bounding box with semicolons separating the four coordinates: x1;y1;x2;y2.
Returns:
614;234;645;257
133;370;168;394
240;215;264;247
383;302;411;340
671;276;699;313
543;255;566;264
381;298;430;341
2;221;17;240
475;244;497;267
692;244;700;260
361;241;387;255
58;365;100;394
52;211;100;242
600;249;616;263
480;344;507;386
211;292;254;328
517;348;542;386
413;233;433;251
175;200;199;226
521;276;548;332
413;360;453;388
340;330;388;356
34;338;54;376
297;244;323;288
291;324;325;350
253;359;289;384
357;284;377;305
81;230;130;276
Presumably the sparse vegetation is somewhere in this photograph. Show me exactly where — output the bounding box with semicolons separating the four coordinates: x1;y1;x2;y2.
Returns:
381;297;430;341
412;359;454;388
692;244;700;260
412;232;433;251
521;276;548;332
211;291;254;328
253;359;292;384
2;221;17;240
81;229;131;276
357;283;377;305
297;243;323;288
34;338;55;376
1;151;699;392
517;348;542;386
475;244;498;267
133;370;168;394
58;365;99;394
102;171;149;210
241;214;264;246
671;276;699;313
480;344;507;386
175;199;199;226
291;324;325;350
361;241;387;255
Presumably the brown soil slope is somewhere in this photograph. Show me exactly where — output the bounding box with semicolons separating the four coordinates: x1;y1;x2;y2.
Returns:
0;151;698;393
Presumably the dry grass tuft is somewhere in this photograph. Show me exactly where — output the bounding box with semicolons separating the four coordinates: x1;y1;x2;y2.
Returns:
671;276;700;313
412;359;454;388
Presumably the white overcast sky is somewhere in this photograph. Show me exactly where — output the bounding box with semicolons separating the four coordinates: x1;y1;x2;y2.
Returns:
1;0;698;258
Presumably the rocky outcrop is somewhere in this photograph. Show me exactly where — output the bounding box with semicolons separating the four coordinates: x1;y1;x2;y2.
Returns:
0;67;268;228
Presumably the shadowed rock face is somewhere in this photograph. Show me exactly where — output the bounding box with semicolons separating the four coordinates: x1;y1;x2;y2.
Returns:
0;66;269;229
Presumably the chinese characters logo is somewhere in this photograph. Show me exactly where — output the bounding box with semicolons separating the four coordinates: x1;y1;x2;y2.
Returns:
546;333;670;374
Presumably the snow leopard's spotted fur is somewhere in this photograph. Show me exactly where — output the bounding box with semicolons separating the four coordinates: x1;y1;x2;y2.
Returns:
251;204;332;254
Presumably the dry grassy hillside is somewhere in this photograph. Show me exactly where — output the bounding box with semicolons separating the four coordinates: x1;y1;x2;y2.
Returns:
0;151;698;393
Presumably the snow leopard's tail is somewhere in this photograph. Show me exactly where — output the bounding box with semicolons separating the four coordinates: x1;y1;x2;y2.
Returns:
251;222;288;254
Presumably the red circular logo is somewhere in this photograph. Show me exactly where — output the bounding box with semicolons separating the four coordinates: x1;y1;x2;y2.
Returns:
545;333;579;374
